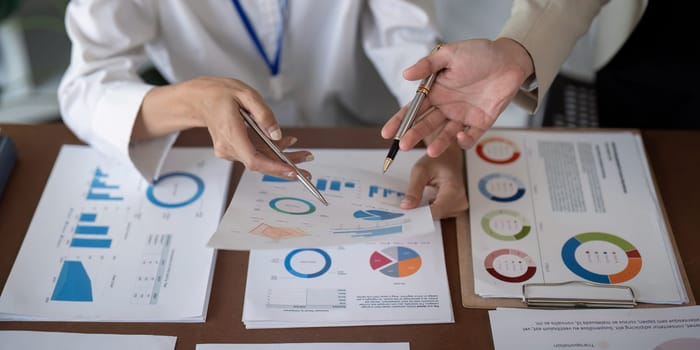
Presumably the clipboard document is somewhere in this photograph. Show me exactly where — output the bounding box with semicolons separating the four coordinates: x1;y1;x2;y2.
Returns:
465;130;688;304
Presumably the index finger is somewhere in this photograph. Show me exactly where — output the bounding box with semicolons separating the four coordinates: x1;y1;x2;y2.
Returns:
381;104;409;139
234;88;282;141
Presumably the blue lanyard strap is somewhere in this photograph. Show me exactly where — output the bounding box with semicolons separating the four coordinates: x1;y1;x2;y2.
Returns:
231;0;287;76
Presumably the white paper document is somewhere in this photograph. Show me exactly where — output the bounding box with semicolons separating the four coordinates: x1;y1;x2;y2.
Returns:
242;228;453;328
0;145;231;321
238;149;452;328
197;343;409;350
489;306;700;350
209;149;434;250
0;330;176;350
466;130;687;304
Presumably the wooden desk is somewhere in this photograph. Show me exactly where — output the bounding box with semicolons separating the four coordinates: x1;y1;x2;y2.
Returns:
1;123;698;349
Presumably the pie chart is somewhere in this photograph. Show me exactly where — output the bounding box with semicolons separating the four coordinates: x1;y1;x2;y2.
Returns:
369;246;421;278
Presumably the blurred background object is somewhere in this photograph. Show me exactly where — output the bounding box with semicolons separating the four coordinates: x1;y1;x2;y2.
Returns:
0;0;69;123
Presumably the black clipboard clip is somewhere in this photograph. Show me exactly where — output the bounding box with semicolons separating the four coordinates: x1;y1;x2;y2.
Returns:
522;280;637;308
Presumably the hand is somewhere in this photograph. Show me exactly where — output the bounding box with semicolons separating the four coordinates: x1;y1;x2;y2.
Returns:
399;142;467;219
382;38;534;157
135;76;312;179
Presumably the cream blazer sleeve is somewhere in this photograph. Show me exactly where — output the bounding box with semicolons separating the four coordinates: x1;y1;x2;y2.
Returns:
498;0;607;113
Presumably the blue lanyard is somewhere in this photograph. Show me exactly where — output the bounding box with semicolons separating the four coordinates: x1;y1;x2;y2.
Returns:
231;0;287;76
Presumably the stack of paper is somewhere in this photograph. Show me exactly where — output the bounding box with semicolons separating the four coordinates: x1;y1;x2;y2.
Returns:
197;343;409;350
489;306;700;349
0;145;231;321
214;149;453;328
0;331;176;350
242;227;453;328
465;130;687;304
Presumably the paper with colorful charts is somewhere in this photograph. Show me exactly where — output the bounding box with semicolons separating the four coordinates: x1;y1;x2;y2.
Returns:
209;149;435;250
0;145;231;321
466;130;687;304
242;227;453;328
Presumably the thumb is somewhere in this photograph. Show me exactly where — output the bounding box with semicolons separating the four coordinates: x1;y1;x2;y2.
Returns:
403;44;451;81
400;163;431;210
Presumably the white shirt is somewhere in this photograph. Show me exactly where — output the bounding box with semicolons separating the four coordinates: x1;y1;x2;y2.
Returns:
59;0;438;180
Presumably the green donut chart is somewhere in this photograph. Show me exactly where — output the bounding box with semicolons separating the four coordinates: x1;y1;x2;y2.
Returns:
481;209;531;241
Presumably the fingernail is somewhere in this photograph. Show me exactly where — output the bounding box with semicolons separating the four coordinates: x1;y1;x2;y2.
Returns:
269;127;282;141
400;198;412;207
289;137;298;146
304;154;314;162
286;171;296;178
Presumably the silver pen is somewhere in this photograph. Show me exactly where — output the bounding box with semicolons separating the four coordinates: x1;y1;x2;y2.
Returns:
383;44;442;173
239;108;329;206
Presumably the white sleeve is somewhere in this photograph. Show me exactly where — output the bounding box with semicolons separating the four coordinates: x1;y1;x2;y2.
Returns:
58;0;176;181
361;0;440;107
499;0;606;112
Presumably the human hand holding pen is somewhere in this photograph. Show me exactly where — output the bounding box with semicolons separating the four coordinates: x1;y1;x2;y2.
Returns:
382;44;442;173
135;77;313;179
240;108;328;206
381;38;535;157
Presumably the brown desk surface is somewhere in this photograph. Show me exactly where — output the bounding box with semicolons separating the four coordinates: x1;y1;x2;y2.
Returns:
1;123;698;349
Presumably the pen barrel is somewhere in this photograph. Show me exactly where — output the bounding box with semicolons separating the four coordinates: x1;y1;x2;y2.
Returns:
240;109;292;166
396;92;426;137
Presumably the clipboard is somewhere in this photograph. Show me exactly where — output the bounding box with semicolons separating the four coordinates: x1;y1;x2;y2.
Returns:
456;128;696;309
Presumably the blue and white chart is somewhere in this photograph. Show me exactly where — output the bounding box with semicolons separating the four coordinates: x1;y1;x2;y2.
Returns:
209;149;434;250
242;228;453;328
0;145;231;321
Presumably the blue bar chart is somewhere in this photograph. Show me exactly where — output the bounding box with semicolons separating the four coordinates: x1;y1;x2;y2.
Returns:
86;167;123;201
71;212;112;249
368;185;404;199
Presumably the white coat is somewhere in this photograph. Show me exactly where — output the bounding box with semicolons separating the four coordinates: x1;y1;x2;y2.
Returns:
59;0;438;180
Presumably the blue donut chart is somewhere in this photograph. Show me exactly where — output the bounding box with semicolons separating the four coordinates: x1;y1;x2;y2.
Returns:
284;248;331;278
269;197;316;215
146;172;205;208
478;173;526;202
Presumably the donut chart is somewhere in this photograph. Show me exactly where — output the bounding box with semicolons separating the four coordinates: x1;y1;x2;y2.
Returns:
562;232;642;284
484;248;537;283
370;246;422;278
478;173;526;202
481;209;531;241
146;172;205;208
269;197;316;215
476;137;521;164
284;248;331;278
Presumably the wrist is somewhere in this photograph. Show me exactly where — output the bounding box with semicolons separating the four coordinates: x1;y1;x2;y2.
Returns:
494;37;536;89
134;82;202;140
